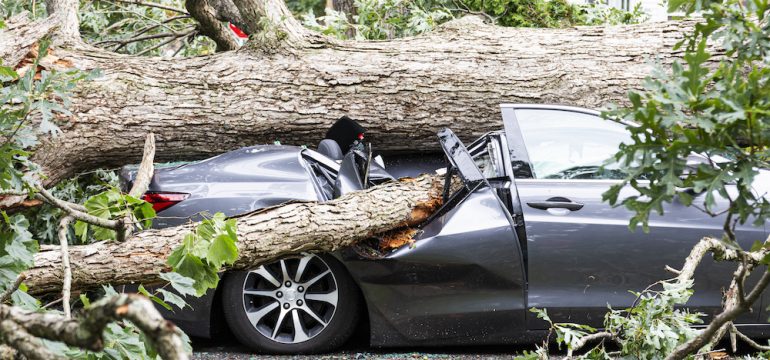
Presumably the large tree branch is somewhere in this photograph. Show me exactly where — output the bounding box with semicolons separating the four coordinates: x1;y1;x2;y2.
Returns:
24;175;444;294
4;17;701;186
229;0;323;47
658;235;770;360
209;0;247;33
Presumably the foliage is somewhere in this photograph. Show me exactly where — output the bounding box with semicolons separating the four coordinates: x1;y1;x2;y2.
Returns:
0;213;38;294
302;0;450;39
27;169;120;244
79;0;215;56
525;0;770;358
0;40;99;194
530;280;703;359
0;0;47;20
604;281;702;358
578;1;649;25
461;0;583;27
167;212;239;296
531;308;598;353
603;0;770;235
73;189;156;241
300;0;647;40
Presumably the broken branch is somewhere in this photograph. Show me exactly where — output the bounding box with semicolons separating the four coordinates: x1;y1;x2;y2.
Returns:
0;294;189;359
24;175;444;294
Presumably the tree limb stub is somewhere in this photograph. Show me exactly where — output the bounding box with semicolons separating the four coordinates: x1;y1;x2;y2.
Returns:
185;0;240;51
24;174;444;294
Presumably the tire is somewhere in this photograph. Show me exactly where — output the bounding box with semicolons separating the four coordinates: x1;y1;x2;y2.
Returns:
221;253;361;354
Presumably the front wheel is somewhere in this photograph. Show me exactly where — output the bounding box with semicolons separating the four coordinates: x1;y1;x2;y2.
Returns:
221;253;361;354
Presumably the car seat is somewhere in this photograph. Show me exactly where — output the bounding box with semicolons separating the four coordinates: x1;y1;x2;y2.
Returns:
318;139;344;161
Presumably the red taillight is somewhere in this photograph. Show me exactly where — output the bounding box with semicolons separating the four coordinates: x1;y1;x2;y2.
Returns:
141;192;189;213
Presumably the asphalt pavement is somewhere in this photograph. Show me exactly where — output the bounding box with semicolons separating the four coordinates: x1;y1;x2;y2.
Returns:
191;335;547;359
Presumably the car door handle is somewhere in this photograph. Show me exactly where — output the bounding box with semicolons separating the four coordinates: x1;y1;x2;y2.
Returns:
527;198;584;211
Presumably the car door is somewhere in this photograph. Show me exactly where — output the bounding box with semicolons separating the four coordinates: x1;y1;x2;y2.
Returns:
338;129;528;346
500;105;766;328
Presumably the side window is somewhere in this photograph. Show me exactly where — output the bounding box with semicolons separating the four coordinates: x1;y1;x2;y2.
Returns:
515;109;630;180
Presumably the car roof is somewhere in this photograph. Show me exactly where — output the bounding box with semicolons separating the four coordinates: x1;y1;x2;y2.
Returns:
499;103;601;116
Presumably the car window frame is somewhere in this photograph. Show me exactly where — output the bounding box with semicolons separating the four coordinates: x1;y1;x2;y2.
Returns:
502;104;632;181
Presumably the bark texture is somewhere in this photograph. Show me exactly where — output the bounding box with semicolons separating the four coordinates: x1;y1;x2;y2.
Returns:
25;175;443;294
185;0;240;51
0;13;703;184
0;12;59;67
0;294;189;360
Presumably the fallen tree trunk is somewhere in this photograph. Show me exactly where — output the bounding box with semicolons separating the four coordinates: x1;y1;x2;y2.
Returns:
25;175;443;294
1;12;704;184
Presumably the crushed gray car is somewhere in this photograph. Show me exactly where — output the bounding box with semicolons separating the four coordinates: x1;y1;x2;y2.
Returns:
120;104;770;354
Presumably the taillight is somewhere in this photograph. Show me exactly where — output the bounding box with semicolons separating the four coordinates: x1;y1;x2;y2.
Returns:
141;192;189;213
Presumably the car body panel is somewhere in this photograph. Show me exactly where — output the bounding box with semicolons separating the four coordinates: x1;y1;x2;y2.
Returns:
518;179;764;328
499;104;767;327
341;186;526;346
140;145;320;227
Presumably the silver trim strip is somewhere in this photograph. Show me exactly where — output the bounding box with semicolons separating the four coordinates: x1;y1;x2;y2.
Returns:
499;104;601;116
515;178;650;185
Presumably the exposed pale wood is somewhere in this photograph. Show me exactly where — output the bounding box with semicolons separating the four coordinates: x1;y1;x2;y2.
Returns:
128;133;156;198
0;12;59;67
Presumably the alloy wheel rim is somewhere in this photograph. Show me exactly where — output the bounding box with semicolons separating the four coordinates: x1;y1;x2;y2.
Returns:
241;254;339;344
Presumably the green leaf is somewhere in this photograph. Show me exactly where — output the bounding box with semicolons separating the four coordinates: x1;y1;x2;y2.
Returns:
207;234;238;269
166;212;238;296
159;272;196;298
79;293;91;308
158;289;188;310
167;251;219;296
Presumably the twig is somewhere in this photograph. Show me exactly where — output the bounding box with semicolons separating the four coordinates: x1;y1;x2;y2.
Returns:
0;274;25;303
58;215;74;318
35;186;119;230
42;297;63;309
107;0;189;15
731;324;770;351
95;31;180;46
135;29;196;56
665;265;681;275
117;133;155;241
567;331;615;357
112;15;191;51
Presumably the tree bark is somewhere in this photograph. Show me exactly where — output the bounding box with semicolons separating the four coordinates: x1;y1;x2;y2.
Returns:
0;294;189;360
24;175;443;294
185;0;240;51
332;0;356;16
0;12;703;185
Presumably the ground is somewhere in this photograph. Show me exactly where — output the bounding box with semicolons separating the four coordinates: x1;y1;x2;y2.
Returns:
192;336;547;359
